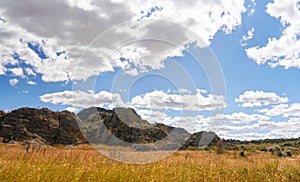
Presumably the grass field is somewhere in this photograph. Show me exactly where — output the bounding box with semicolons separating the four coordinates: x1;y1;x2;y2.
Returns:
0;144;300;181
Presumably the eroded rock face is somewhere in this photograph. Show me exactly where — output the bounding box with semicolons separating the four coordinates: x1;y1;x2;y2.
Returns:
0;108;86;145
0;107;221;150
180;131;220;149
79;107;219;150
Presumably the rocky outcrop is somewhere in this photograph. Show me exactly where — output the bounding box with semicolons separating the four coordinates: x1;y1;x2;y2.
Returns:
180;131;220;149
0;107;221;150
0;108;86;145
79;107;220;150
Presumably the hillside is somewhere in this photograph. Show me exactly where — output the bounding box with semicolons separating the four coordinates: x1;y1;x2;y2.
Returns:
0;107;220;150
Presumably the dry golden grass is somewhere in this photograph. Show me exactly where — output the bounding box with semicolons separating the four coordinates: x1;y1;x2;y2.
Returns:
0;143;300;182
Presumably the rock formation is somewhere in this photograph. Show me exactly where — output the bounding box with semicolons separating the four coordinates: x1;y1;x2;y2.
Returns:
0;107;86;145
0;107;221;150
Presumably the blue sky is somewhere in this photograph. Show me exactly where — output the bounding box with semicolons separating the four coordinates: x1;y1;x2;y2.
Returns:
1;0;300;140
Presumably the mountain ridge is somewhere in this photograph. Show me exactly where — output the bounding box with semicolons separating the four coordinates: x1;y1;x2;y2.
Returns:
0;107;220;150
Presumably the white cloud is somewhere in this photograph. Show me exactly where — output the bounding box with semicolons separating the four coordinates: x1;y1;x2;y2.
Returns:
136;109;169;124
0;63;6;75
162;112;300;139
247;0;256;16
65;0;95;11
208;112;270;125
9;78;19;86
135;110;297;139
219;117;300;140
163;115;207;133
24;68;36;76
27;81;36;85
178;88;191;94
0;0;246;81
40;90;125;109
258;103;300;117
137;109;272;135
136;110;207;133
240;28;254;46
235;90;289;107
8;67;24;78
64;106;81;114
246;0;300;69
130;90;226;111
41;89;225;112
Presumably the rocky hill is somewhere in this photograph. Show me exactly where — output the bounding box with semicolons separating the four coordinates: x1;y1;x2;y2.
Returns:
0;107;220;150
0;108;86;145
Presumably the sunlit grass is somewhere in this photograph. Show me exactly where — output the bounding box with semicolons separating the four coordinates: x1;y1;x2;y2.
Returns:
0;143;300;181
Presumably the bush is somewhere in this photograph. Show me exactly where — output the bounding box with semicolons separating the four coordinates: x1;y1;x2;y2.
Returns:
239;151;246;157
203;146;210;151
187;146;198;151
267;146;283;157
283;142;293;147
260;147;268;152
285;150;292;157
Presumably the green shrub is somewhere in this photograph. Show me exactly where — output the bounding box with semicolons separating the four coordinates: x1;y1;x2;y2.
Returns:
203;146;210;151
282;142;293;147
285;150;292;157
0;110;5;117
260;147;268;152
239;151;246;157
267;146;283;157
187;146;198;151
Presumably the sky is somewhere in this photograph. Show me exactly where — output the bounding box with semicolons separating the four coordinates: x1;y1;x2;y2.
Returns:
1;0;300;140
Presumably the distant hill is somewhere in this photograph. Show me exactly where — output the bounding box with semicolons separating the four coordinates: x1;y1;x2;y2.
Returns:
0;107;220;150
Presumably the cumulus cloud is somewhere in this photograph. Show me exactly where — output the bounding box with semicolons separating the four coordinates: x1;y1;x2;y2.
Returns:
247;0;257;16
136;109;169;124
8;67;25;78
258;103;300;117
0;0;246;82
64;106;81;114
136;109;207;133
130;90;226;111
219;117;300;140
164;116;207;133
40;90;125;109
0;64;6;75
27;81;36;85
136;109;299;139
208;112;270;125
40;89;226;112
246;0;300;69
24;68;36;76
9;78;19;86
178;88;192;94
240;28;254;46
235;90;289;107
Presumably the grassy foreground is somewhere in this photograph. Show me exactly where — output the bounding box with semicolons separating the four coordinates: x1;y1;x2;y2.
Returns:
0;144;300;181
